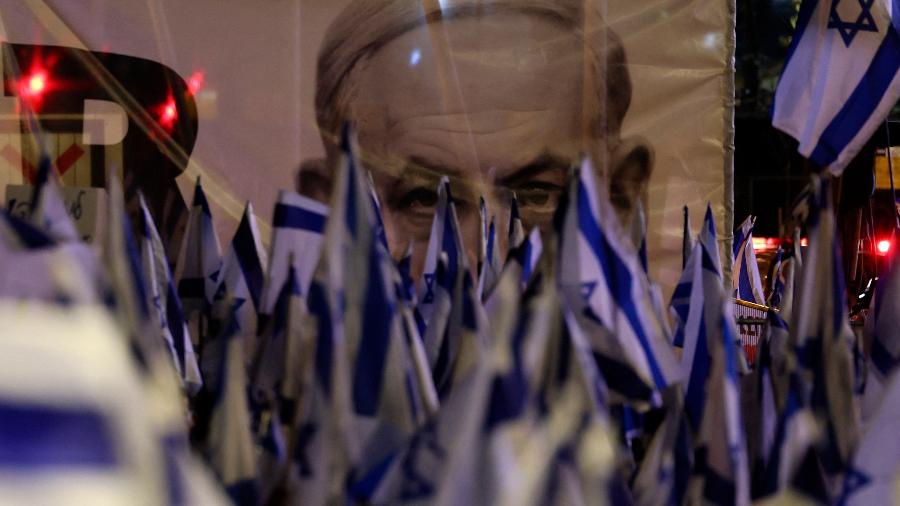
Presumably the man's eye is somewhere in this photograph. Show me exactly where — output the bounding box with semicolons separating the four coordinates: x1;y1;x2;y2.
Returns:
516;182;562;212
397;187;439;213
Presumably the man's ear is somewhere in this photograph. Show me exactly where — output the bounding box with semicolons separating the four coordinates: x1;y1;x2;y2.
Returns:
297;158;333;204
608;136;653;217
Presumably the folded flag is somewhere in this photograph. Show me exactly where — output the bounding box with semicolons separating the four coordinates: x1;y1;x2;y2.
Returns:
138;195;202;396
175;177;222;332
733;215;766;304
28;155;80;243
418;177;466;323
772;0;900;173
419;178;487;401
861;229;900;420
508;193;525;251
209;202;267;367
202;306;259;505
558;159;679;406
789;175;860;484
260;190;328;315
690;304;751;506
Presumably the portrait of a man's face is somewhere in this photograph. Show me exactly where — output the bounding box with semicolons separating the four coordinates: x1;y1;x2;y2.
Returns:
300;0;653;279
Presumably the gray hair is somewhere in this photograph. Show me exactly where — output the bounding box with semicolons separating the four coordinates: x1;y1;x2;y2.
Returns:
315;0;631;153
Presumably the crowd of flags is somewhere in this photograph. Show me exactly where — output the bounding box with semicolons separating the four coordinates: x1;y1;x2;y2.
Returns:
1;127;899;505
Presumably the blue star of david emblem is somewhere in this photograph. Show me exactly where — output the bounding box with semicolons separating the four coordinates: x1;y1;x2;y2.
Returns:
422;273;436;303
828;0;878;47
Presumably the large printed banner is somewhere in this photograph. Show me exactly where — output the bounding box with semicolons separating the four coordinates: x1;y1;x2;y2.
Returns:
0;0;731;296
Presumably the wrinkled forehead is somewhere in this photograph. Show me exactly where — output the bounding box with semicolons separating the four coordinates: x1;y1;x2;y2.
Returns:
348;14;590;124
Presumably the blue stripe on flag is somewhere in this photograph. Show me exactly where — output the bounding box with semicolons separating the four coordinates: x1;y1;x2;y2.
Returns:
809;28;900;166
308;281;333;397
0;402;118;468
685;312;709;430
233;216;265;309
870;336;897;376
352;248;393;416
272;203;326;233
577;184;667;389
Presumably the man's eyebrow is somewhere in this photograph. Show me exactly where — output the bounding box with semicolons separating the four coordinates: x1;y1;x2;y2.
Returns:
405;156;465;179
498;153;571;186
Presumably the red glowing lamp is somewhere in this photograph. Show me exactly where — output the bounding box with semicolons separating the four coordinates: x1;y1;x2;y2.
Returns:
877;239;892;256
156;96;178;131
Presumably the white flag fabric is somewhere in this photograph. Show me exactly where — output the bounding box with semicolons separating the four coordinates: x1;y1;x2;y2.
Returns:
0;303;227;505
772;0;900;173
260;190;328;315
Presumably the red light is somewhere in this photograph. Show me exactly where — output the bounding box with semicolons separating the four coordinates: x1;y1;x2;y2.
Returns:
187;71;204;94
27;73;46;94
17;70;50;103
156;97;178;131
800;238;808;247
163;103;177;121
877;239;891;255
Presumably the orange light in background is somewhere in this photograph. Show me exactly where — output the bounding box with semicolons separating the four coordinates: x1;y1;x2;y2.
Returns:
877;239;892;255
800;238;809;247
752;237;780;250
752;237;766;250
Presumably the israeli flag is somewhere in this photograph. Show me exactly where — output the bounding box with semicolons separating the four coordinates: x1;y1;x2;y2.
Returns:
260;190;328;315
477;216;501;301
301;126;436;502
699;204;723;278
210;202;267;366
759;373;822;500
417;179;487;401
418;177;467;323
839;369;900;505
632;390;693;506
0;211;99;304
861;231;900;420
203;309;260;505
790;176;860;480
772;0;900;173
558;160;679;405
733;216;766;304
137;195;202;396
690;306;750;506
175;177;222;327
28;156;79;243
252;264;301;403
